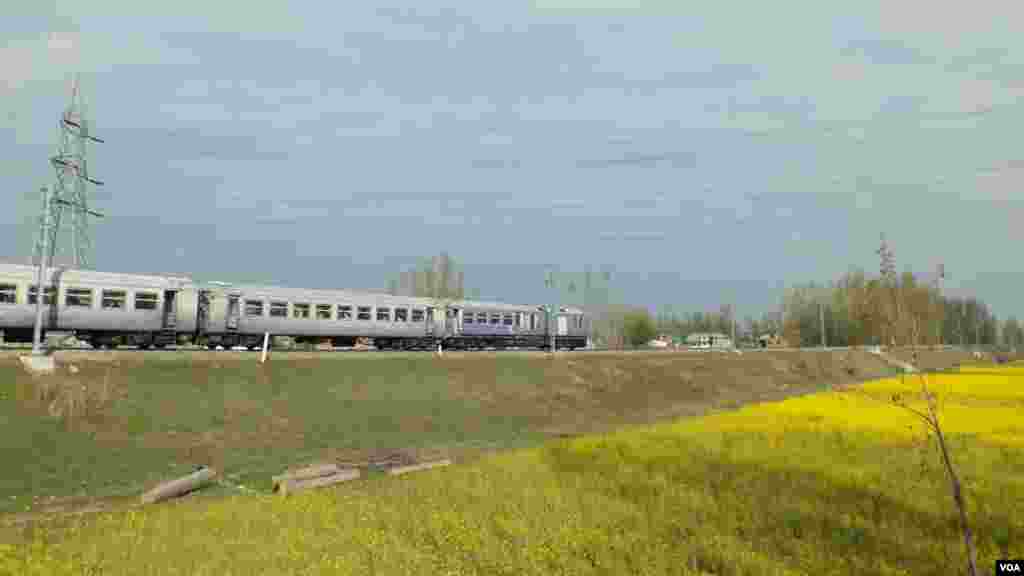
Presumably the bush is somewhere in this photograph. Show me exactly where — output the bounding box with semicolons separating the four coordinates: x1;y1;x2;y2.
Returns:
622;310;657;348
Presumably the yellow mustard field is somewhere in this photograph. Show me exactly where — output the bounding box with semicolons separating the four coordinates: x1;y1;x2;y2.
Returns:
2;365;1022;575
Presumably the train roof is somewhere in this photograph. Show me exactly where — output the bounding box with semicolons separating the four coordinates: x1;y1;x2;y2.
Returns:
0;261;585;315
0;262;193;287
204;282;541;312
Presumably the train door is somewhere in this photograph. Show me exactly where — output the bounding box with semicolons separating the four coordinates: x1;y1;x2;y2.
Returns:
226;293;241;332
445;307;460;337
425;307;435;336
557;314;569;336
196;290;211;338
162;290;178;331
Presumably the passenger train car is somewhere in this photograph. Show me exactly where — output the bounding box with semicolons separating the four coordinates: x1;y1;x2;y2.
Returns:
0;262;588;351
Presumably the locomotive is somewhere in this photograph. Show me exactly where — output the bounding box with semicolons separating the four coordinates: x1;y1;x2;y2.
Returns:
0;262;588;351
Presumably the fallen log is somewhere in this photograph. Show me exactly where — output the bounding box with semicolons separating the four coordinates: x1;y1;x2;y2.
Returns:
387;459;452;477
276;469;360;495
141;467;216;505
271;463;341;491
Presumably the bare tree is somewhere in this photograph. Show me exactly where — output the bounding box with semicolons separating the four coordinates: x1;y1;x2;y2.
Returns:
893;346;979;575
862;237;979;576
388;252;468;300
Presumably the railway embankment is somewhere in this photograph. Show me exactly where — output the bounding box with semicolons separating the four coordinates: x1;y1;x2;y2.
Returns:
0;348;1008;527
3;352;1020;574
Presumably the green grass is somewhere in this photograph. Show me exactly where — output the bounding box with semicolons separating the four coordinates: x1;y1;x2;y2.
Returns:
0;355;558;514
0;349;900;519
1;366;1020;575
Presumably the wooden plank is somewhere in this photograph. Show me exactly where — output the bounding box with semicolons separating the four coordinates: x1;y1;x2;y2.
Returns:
141;467;216;504
271;463;341;490
277;469;360;495
387;459;452;477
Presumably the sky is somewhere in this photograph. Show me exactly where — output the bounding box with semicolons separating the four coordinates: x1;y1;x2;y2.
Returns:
3;0;1022;318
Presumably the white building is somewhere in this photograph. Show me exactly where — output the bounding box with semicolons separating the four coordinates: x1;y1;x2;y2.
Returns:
685;332;733;350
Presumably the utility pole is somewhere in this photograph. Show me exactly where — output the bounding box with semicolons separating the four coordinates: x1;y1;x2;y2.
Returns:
820;301;826;348
935;263;945;346
731;302;736;348
544;267;557;354
31;186;53;356
959;303;964;348
30;76;105;356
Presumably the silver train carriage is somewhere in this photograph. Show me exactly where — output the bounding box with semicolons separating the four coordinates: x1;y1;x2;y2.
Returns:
0;262;192;348
0;262;589;350
196;282;588;350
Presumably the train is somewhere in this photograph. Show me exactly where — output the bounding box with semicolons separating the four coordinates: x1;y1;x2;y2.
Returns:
0;262;589;351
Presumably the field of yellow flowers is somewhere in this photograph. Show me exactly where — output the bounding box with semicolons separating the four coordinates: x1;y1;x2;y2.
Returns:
2;365;1021;575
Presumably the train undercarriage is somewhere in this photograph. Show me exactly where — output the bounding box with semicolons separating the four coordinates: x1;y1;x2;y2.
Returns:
4;329;586;352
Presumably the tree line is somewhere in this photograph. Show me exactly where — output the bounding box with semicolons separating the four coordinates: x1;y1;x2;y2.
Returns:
776;236;1008;348
387;244;1021;350
652;237;1016;349
386;252;470;300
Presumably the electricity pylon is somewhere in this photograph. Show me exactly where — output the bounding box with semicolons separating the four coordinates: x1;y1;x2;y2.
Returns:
31;76;105;355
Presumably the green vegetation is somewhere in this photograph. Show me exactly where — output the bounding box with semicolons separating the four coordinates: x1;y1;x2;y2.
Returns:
1;349;898;519
0;354;545;515
654;237;1013;349
3;365;1020;575
622;309;657;347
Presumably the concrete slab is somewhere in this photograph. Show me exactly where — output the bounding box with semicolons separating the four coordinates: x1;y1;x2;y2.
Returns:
388;459;453;476
19;354;56;375
277;469;360;495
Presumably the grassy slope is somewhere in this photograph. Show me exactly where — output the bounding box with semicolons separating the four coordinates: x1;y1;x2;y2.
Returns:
2;365;1021;575
0;350;897;517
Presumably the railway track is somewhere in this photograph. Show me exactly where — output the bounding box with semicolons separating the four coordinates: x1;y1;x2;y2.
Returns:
0;344;601;355
0;343;861;356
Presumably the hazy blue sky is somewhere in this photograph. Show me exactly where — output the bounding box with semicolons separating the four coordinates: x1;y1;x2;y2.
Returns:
3;1;1021;317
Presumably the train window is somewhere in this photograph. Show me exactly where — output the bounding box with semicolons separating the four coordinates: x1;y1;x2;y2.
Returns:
463;313;474;324
270;301;288;317
101;290;127;310
503;314;514;326
376;307;390;322
357;306;371;321
316;304;332;320
411;308;424;322
293;303;311;319
245;300;264;317
28;285;56;305
489;313;501;325
66;287;93;308
0;284;16;304
394;308;408;322
338;305;353;320
476;312;487;323
134;292;158;310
